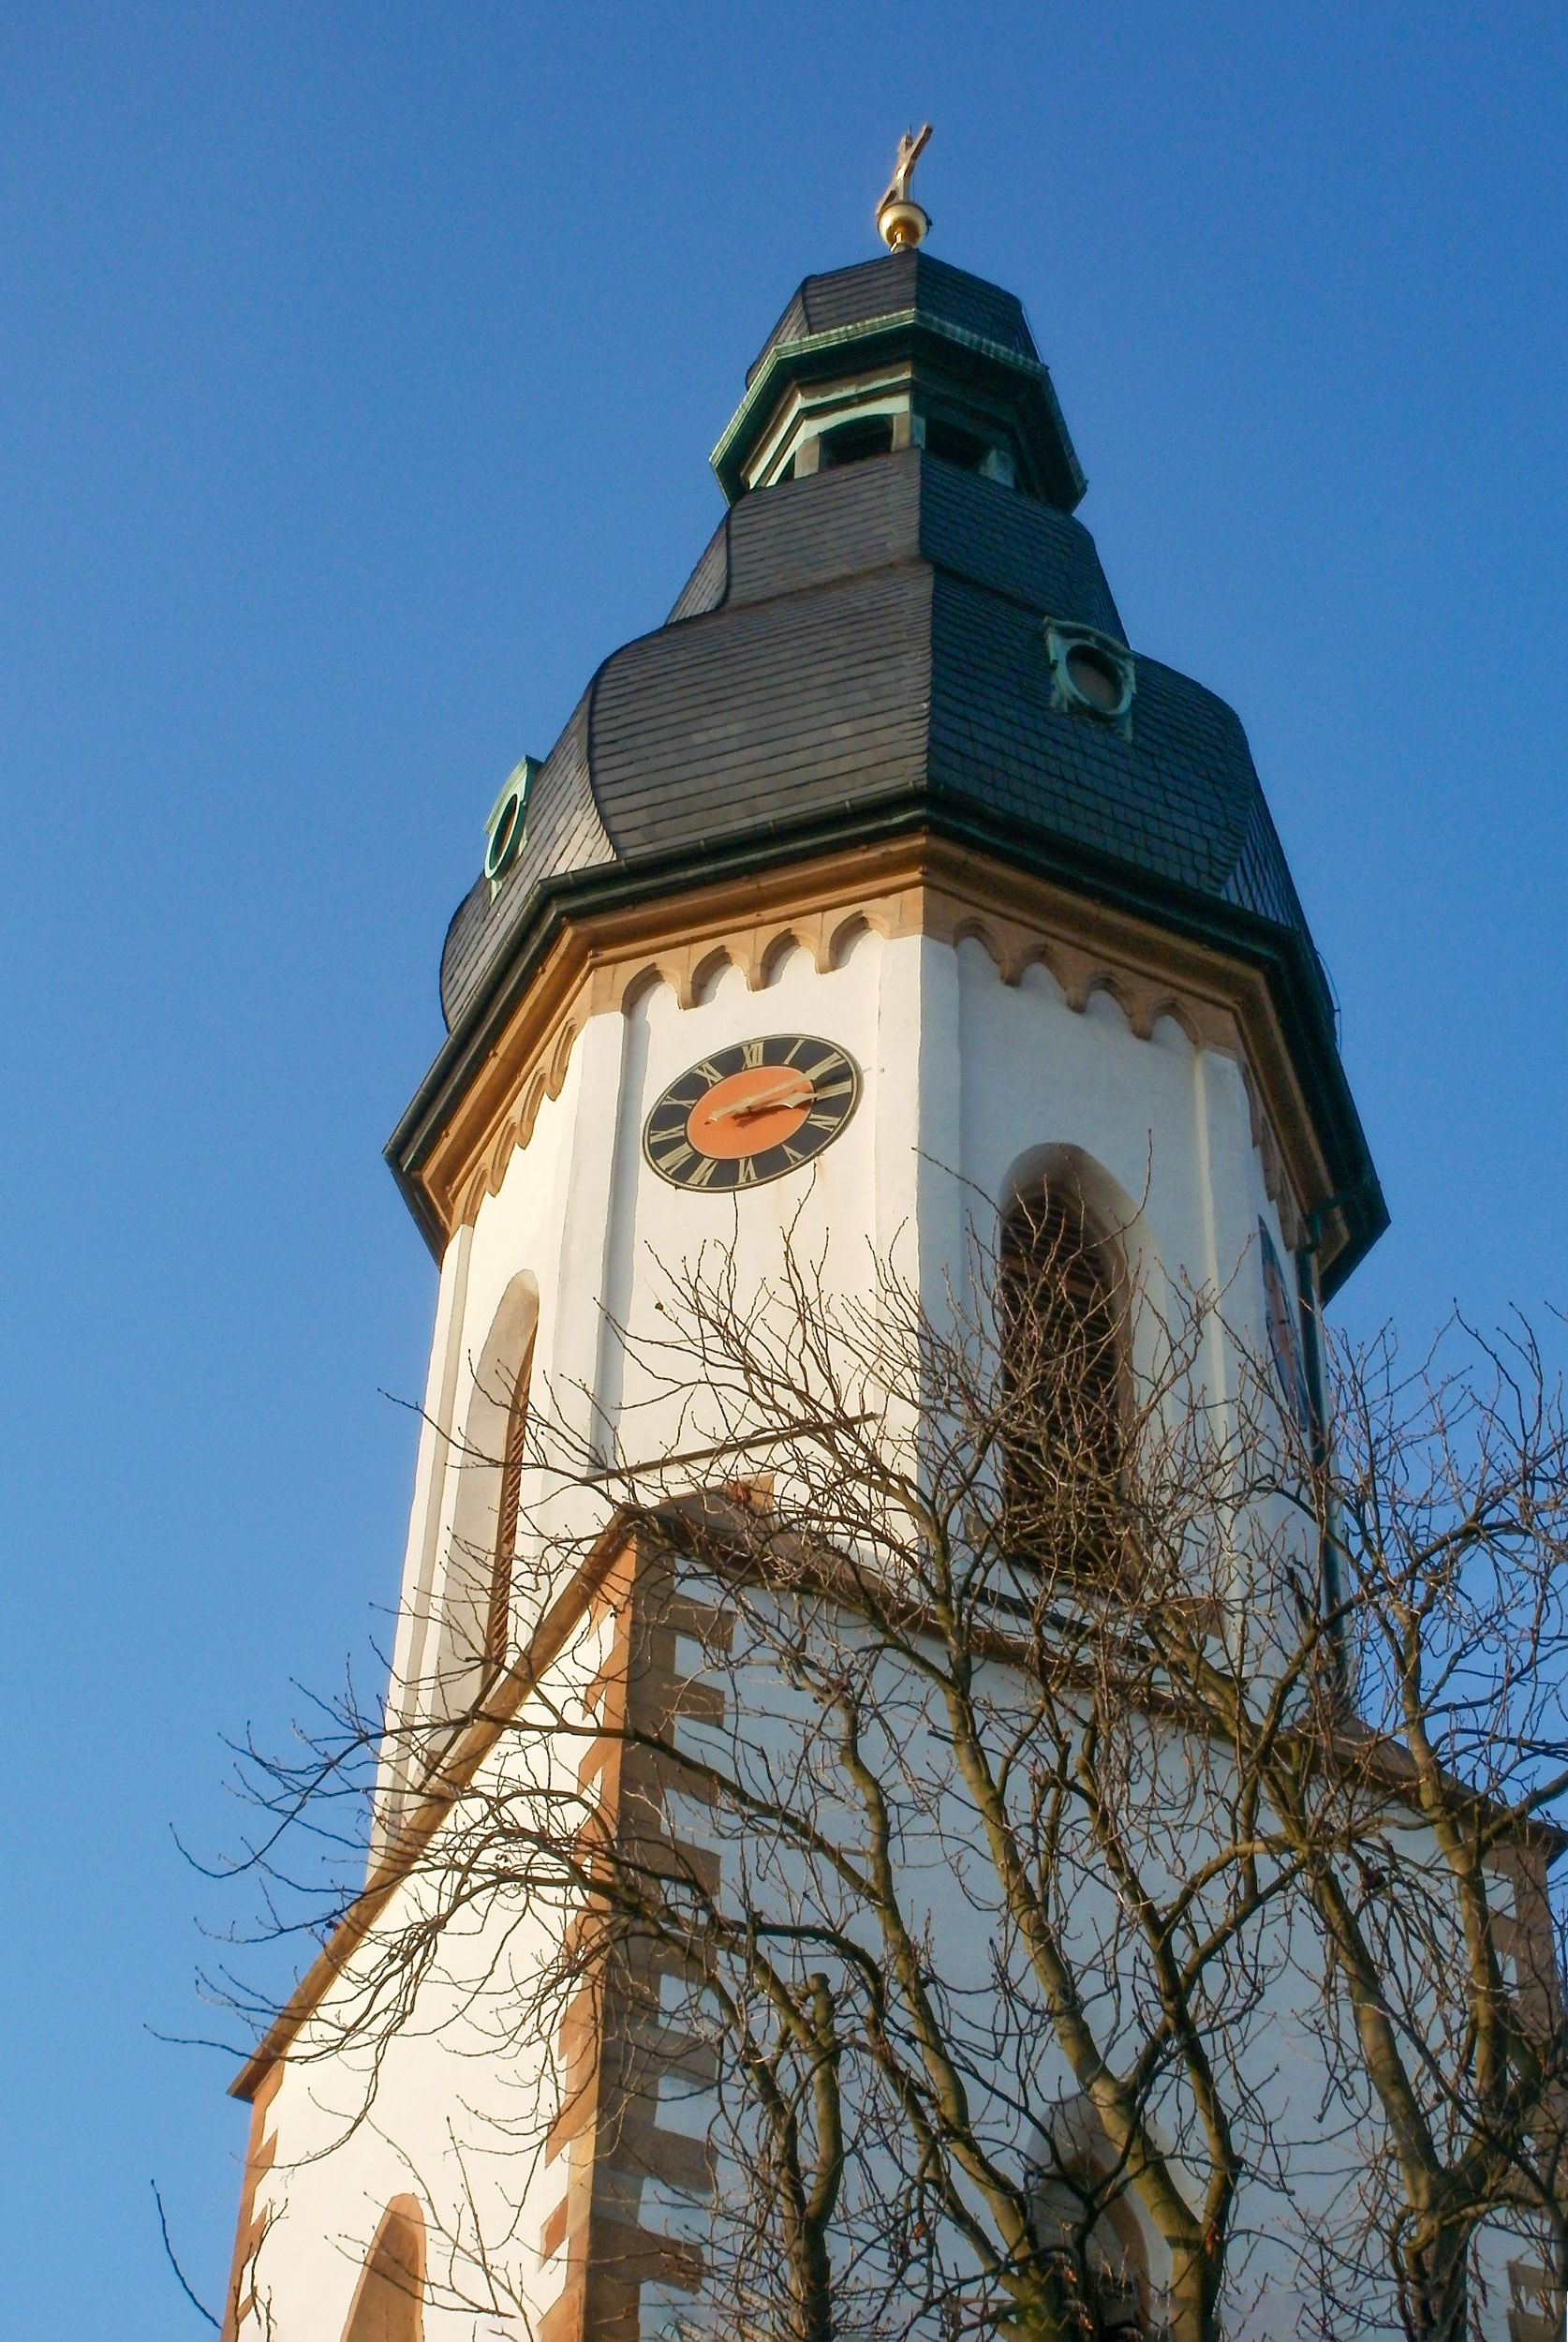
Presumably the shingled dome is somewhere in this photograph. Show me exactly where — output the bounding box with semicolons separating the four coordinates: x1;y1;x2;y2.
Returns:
407;252;1384;1291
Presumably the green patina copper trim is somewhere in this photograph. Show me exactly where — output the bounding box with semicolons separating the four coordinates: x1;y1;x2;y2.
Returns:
1043;618;1136;742
483;757;540;899
710;309;1087;510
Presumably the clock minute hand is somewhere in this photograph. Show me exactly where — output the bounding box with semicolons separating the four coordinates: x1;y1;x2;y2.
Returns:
703;1077;814;1123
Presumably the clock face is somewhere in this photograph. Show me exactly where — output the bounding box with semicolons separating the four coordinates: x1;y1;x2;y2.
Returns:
643;1034;861;1192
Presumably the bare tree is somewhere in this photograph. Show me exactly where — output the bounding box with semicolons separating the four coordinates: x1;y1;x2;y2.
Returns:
1261;1320;1568;2342
216;1221;1568;2342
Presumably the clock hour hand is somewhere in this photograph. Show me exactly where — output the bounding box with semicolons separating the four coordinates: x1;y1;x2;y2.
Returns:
703;1077;814;1123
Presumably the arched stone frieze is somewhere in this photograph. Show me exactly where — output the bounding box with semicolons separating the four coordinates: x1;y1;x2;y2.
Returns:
431;845;1325;1259
827;908;889;967
760;927;808;985
455;895;1284;1231
453;889;1298;1238
461;1027;583;1227
950;916;1005;976
1081;976;1133;1030
547;1019;577;1091
618;961;681;1015
1015;945;1067;997
1148;1001;1199;1052
690;944;745;1003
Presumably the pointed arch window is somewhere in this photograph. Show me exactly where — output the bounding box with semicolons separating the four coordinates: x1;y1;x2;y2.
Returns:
998;1183;1126;1573
1030;2161;1149;2339
340;2195;425;2342
486;1337;534;1676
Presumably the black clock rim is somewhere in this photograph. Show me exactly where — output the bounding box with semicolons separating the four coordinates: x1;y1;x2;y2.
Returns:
641;1034;862;1191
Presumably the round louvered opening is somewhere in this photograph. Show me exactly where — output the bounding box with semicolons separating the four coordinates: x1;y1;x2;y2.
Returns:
1065;645;1125;715
485;793;524;879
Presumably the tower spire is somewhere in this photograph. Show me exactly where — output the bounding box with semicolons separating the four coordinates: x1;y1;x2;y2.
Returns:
876;122;932;249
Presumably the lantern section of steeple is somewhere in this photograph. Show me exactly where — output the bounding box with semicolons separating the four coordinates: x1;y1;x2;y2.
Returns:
710;247;1087;508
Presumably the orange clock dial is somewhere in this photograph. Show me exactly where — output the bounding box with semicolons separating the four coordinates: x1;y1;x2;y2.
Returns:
643;1036;860;1191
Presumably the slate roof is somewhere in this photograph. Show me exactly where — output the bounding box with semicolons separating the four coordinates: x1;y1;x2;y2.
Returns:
747;248;1041;386
404;257;1384;1290
439;446;1316;1032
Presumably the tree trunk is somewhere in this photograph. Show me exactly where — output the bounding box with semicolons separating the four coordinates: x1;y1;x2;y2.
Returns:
1404;2226;1468;2342
1165;2235;1220;2342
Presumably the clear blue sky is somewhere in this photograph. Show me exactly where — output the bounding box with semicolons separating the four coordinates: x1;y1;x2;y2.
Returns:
1;7;1563;2333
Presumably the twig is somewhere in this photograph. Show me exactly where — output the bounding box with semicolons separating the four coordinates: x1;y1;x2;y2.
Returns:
153;2179;221;2329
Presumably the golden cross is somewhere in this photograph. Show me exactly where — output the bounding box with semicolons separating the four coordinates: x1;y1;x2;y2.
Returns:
877;123;934;249
883;123;932;207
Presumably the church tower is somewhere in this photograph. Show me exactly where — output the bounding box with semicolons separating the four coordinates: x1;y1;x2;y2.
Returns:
220;160;1385;2342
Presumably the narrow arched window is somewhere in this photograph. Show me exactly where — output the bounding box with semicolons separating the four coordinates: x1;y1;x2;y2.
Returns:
1030;2159;1149;2339
340;2195;424;2342
998;1184;1124;1572
444;1275;538;1713
485;1337;533;1676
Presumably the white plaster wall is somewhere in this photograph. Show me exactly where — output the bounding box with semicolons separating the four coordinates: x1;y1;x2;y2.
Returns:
244;1599;617;2342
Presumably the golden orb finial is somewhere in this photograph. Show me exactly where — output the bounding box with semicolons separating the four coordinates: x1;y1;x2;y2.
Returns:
876;123;933;251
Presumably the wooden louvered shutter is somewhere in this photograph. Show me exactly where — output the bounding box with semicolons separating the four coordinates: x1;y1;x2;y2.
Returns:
999;1187;1123;1568
485;1340;533;1674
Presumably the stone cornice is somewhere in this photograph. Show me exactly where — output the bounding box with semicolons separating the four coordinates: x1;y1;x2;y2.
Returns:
387;827;1384;1292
